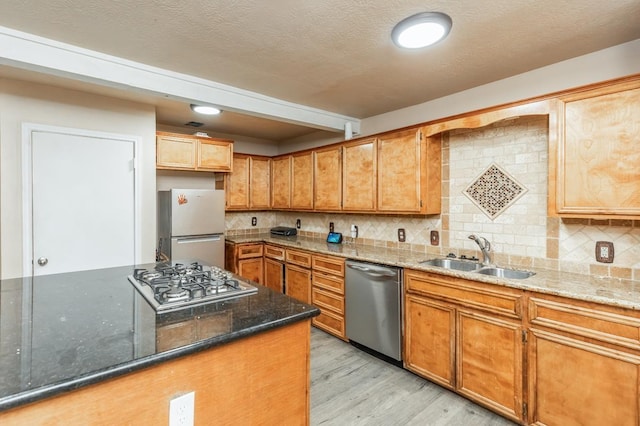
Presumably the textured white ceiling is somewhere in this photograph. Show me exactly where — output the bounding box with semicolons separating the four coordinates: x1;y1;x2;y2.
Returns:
1;0;639;141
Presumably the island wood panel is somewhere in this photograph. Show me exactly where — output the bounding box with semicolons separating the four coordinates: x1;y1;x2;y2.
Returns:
197;138;233;172
0;321;312;426
404;294;455;389
342;138;377;212
249;156;271;209
271;155;291;209
291;152;314;210
313;146;342;211
457;310;524;422
225;154;250;209
528;328;640;426
554;80;640;218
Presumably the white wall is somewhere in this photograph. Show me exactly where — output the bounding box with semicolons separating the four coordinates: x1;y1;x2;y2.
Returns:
0;79;157;279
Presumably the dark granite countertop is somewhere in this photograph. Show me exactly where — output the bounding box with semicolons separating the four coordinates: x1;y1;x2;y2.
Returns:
228;234;640;311
0;264;319;412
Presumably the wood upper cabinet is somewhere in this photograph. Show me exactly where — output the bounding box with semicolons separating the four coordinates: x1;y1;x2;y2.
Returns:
225;154;271;210
527;294;640;425
342;138;377;212
404;269;524;423
156;132;233;172
550;78;640;218
377;128;441;214
291;152;314;210
271;155;291;209
314;145;342;211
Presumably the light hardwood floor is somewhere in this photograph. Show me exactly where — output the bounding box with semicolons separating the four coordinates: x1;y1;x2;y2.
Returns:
310;328;516;426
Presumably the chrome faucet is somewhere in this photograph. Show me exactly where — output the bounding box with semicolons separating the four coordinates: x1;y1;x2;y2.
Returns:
468;234;493;266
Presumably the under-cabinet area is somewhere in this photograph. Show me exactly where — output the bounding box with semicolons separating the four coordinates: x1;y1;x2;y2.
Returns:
226;236;640;426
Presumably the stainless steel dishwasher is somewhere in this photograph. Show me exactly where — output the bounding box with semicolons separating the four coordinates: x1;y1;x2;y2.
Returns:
345;260;402;362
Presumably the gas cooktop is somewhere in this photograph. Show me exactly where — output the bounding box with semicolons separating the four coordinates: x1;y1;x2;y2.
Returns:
129;262;257;312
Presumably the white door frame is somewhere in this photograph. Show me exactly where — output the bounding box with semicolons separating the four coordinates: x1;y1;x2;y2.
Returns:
21;123;142;277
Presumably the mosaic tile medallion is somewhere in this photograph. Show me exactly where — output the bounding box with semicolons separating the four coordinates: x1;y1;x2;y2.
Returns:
463;163;527;219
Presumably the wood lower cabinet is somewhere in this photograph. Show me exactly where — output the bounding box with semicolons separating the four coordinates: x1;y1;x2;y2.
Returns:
311;254;346;340
285;249;312;304
527;294;640;425
550;78;640;219
226;243;263;285
263;244;285;293
404;269;524;423
156;131;233;172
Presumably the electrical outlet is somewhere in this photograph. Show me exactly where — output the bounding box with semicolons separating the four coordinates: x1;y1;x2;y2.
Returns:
595;241;614;263
251;217;257;226
430;230;440;246
329;222;334;232
296;218;301;229
169;392;195;426
397;228;406;242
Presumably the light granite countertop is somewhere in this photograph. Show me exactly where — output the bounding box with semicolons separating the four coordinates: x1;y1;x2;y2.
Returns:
227;234;640;311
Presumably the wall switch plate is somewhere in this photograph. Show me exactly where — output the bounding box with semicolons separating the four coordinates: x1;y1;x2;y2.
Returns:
397;228;406;242
251;217;257;226
430;230;439;246
595;241;614;263
169;392;195;426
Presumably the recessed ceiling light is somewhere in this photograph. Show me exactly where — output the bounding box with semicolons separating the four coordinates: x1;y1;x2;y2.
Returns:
391;12;452;49
190;104;222;115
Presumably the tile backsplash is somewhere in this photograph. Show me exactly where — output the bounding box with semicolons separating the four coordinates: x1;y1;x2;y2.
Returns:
226;115;640;279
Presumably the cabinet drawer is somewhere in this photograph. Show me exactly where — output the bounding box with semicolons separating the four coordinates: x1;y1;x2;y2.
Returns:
312;309;346;340
237;244;263;259
286;249;312;268
529;297;640;350
405;270;522;319
312;255;345;277
312;287;344;315
264;244;285;260
312;272;344;295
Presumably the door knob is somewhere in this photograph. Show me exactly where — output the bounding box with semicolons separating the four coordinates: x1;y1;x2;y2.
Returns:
37;257;48;266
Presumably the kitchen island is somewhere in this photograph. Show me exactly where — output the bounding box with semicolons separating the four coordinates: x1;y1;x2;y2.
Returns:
0;264;319;424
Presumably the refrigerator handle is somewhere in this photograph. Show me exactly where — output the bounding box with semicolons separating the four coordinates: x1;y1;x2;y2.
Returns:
175;235;222;244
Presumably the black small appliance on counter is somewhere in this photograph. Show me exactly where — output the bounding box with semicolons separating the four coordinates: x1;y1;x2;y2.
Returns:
270;226;297;236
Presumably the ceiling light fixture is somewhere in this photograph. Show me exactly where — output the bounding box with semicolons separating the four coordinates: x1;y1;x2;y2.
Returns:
190;104;222;115
391;12;452;49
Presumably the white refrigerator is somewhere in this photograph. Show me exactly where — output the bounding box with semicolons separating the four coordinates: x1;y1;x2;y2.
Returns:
157;189;226;268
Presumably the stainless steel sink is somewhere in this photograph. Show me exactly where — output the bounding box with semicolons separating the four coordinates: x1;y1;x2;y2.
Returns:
420;258;482;272
475;267;535;279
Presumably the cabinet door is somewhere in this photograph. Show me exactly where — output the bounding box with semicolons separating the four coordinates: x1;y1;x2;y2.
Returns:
377;129;422;212
264;258;284;293
285;264;311;304
250;157;271;209
197;139;233;171
271;156;291;209
404;295;455;389
225;155;250;210
291;152;313;210
457;310;524;422
342;138;377;212
555;84;640;217
156;134;196;170
529;329;640;426
238;258;263;284
314;146;342;211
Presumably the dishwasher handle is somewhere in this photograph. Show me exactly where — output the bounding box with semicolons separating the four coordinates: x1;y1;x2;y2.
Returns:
347;263;397;278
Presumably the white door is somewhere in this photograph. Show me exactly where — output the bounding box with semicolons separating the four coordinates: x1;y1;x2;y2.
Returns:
30;130;136;276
